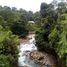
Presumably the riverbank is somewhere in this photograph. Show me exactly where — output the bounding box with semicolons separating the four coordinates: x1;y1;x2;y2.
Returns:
30;50;58;67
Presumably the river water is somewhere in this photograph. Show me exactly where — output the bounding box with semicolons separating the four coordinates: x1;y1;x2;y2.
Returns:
18;34;41;67
18;34;57;67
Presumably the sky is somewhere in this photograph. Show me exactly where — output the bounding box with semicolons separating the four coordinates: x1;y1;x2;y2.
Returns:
0;0;53;12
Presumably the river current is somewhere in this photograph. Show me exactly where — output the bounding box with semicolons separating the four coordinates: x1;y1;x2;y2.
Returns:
18;34;58;67
18;34;41;67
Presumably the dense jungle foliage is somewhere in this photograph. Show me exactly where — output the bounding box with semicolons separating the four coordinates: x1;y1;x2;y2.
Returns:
0;6;33;67
0;0;67;67
35;0;67;67
0;26;19;67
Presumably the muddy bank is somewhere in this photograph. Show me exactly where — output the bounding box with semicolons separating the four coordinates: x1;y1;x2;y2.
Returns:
30;50;58;67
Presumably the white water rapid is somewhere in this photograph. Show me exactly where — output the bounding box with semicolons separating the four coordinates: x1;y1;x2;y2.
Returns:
18;34;40;67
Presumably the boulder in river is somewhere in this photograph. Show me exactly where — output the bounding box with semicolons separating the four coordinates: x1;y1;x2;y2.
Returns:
30;50;58;67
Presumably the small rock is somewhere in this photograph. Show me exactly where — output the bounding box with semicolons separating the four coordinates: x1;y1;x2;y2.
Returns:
22;65;28;67
45;64;51;67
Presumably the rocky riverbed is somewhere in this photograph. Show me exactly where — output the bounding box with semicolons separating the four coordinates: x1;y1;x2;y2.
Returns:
18;34;58;67
30;50;58;67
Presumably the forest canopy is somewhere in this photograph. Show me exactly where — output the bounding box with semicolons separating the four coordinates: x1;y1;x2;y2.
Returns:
0;0;67;67
35;1;67;67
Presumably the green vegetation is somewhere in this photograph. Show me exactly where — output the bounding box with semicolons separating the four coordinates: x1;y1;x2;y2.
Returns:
0;26;19;67
35;1;67;67
0;6;33;67
0;6;31;37
0;0;67;67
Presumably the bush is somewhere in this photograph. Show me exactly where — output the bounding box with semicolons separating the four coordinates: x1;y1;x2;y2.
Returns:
10;22;28;38
0;55;10;67
0;26;19;67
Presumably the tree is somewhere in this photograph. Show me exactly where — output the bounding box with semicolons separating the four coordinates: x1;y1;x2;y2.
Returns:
0;6;29;37
27;11;34;21
0;26;19;67
57;2;67;13
40;3;48;18
35;1;67;67
36;2;58;56
33;12;41;23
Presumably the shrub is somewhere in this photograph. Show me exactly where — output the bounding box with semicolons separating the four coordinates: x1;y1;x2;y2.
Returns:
0;26;19;67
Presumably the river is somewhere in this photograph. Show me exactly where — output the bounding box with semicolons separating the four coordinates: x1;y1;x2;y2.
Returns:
18;34;57;67
18;34;41;67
